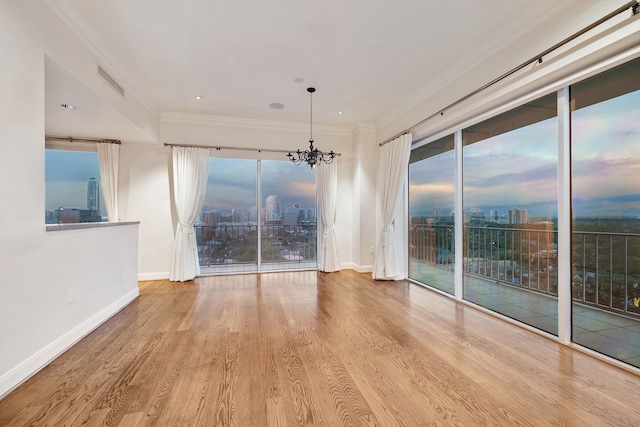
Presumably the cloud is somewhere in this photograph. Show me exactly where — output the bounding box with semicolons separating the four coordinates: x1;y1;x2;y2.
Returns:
203;158;316;212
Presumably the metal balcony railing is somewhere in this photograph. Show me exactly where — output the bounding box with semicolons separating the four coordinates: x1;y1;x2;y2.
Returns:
572;231;640;317
195;223;317;268
410;223;640;317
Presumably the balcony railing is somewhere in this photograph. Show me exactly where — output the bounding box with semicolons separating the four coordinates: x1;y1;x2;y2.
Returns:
410;223;640;317
195;223;317;269
572;231;640;317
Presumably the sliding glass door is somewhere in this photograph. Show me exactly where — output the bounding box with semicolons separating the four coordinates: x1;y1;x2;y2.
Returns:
462;94;558;335
570;57;640;367
198;158;258;273
261;160;317;271
197;158;317;274
408;134;456;294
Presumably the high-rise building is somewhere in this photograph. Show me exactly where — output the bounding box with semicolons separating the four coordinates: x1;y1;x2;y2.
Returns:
469;208;485;220
266;195;281;222
202;210;221;226
248;206;258;222
433;207;442;220
87;177;100;212
489;209;499;221
232;208;248;223
283;210;299;226
306;208;316;221
508;208;528;224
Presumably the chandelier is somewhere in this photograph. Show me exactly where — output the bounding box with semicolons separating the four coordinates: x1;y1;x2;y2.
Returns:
287;87;336;168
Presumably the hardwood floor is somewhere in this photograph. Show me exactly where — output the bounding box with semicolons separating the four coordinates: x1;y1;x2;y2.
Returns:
2;270;640;426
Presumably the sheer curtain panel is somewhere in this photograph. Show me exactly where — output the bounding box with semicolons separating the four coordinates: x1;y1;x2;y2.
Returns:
373;133;412;280
97;142;119;222
317;161;341;272
169;146;210;282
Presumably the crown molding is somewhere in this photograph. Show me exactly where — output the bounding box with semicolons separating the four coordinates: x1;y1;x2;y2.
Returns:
43;0;161;119
351;122;377;134
161;112;353;136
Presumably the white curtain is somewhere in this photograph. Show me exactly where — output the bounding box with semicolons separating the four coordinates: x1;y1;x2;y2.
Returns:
97;142;119;222
317;161;341;272
373;133;412;280
169;146;210;282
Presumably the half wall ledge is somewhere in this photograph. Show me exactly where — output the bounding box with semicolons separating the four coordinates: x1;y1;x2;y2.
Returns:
46;221;140;232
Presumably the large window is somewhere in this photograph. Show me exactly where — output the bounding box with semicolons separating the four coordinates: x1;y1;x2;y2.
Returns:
462;93;558;335
197;157;316;273
571;57;640;367
408;54;640;369
45;149;107;224
408;134;455;294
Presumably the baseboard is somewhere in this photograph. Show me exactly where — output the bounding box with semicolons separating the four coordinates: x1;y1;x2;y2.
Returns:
138;272;169;281
0;288;139;399
342;262;373;273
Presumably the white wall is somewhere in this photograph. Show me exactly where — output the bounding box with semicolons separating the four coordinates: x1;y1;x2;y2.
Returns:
0;1;139;398
351;124;379;272
119;143;175;280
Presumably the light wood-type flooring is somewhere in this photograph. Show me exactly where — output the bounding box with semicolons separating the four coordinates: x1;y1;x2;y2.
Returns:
2;270;640;426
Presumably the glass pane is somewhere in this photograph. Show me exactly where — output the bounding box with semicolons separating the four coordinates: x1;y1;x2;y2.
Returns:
409;134;455;294
571;57;640;368
463;93;558;335
261;160;317;271
45;149;107;223
198;158;258;273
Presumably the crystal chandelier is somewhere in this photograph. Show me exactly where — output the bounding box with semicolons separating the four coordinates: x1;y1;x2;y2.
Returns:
287;87;336;168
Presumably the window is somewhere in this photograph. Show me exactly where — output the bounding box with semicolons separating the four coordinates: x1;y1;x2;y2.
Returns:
197;157;317;273
261;160;317;271
462;93;558;335
45;149;107;224
570;57;640;367
407;54;640;369
409;134;455;294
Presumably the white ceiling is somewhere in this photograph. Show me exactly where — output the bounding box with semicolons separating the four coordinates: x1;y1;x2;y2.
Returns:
44;0;617;141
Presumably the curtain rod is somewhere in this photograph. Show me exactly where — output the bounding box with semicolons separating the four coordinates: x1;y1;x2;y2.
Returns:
164;142;341;156
379;0;640;147
45;135;121;144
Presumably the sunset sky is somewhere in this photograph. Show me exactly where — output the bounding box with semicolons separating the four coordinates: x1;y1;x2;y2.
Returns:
410;89;640;218
202;158;316;213
45;150;106;213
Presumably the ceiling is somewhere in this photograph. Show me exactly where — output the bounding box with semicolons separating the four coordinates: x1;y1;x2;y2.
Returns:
44;0;615;142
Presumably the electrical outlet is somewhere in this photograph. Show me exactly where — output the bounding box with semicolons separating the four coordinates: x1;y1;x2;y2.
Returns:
68;288;76;304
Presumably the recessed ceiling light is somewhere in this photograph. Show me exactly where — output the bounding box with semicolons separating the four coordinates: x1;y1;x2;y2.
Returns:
270;103;285;109
60;104;77;110
294;78;304;83
195;96;203;100
338;111;343;115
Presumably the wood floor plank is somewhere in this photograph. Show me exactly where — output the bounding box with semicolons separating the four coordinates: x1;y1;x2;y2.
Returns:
2;272;640;426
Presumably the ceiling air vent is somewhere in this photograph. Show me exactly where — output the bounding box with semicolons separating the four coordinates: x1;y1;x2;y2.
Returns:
97;65;125;97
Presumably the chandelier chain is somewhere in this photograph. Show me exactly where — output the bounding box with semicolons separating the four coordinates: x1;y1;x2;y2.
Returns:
309;89;313;142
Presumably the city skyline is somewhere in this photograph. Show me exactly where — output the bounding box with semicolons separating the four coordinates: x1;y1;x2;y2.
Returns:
45;150;106;214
